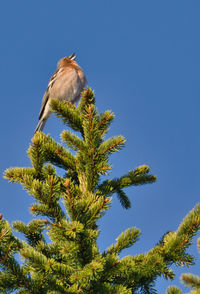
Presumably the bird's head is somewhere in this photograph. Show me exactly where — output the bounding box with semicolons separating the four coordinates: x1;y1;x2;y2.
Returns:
57;53;77;68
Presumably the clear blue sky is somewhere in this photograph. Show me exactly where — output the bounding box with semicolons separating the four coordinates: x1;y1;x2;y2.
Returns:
1;1;199;292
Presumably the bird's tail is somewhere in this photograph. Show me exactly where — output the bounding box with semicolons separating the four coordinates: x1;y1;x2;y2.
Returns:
34;118;47;134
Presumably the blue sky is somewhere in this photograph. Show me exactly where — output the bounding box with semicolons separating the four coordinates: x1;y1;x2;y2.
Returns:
1;1;200;292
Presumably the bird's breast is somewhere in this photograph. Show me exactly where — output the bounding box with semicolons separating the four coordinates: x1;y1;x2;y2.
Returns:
49;68;86;103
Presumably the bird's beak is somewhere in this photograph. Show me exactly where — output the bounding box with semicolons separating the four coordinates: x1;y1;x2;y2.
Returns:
69;53;76;60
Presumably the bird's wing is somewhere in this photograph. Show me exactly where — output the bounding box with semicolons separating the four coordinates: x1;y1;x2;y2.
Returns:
38;91;49;120
38;69;59;120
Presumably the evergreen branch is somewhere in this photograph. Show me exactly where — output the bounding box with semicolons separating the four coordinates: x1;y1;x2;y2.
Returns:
73;191;110;227
40;219;62;228
101;283;132;294
47;219;84;243
173;238;200;293
33;132;77;171
50;99;83;133
63;178;79;221
84;196;111;227
104;227;141;255
6;173;65;222
162;231;194;266
4;168;36;183
13;220;45;247
50;260;74;277
5;265;33;293
98;136;126;155
0;272;23;292
77;88;95;114
121;253;174;289
63;284;84;293
96;161;111;175
31;203;65;223
128;165;157;185
4;167;64;199
28;135;46;177
166;286;182;294
176;203;200;240
0;270;34;293
115;188;131;209
98;255;121;284
160;204;200;267
0;219;21;257
82;103;99;149
76;229;100;266
101;252;168;290
42;163;57;177
84;153;99;192
40;279;67;294
61;130;86;152
0;220;34;293
181;273;200;290
97;110;115;135
20;244;73;277
97;165;156;198
81;103;101;191
69;258;104;285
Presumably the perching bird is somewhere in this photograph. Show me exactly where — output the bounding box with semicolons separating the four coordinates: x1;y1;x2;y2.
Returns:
34;53;87;133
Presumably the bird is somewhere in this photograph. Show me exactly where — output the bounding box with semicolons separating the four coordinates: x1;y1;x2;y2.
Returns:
34;53;87;133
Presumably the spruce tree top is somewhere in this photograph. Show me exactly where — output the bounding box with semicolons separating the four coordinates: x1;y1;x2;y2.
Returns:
2;89;200;294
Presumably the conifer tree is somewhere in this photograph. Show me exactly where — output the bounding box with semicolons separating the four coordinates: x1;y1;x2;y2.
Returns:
2;89;200;293
166;238;200;294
